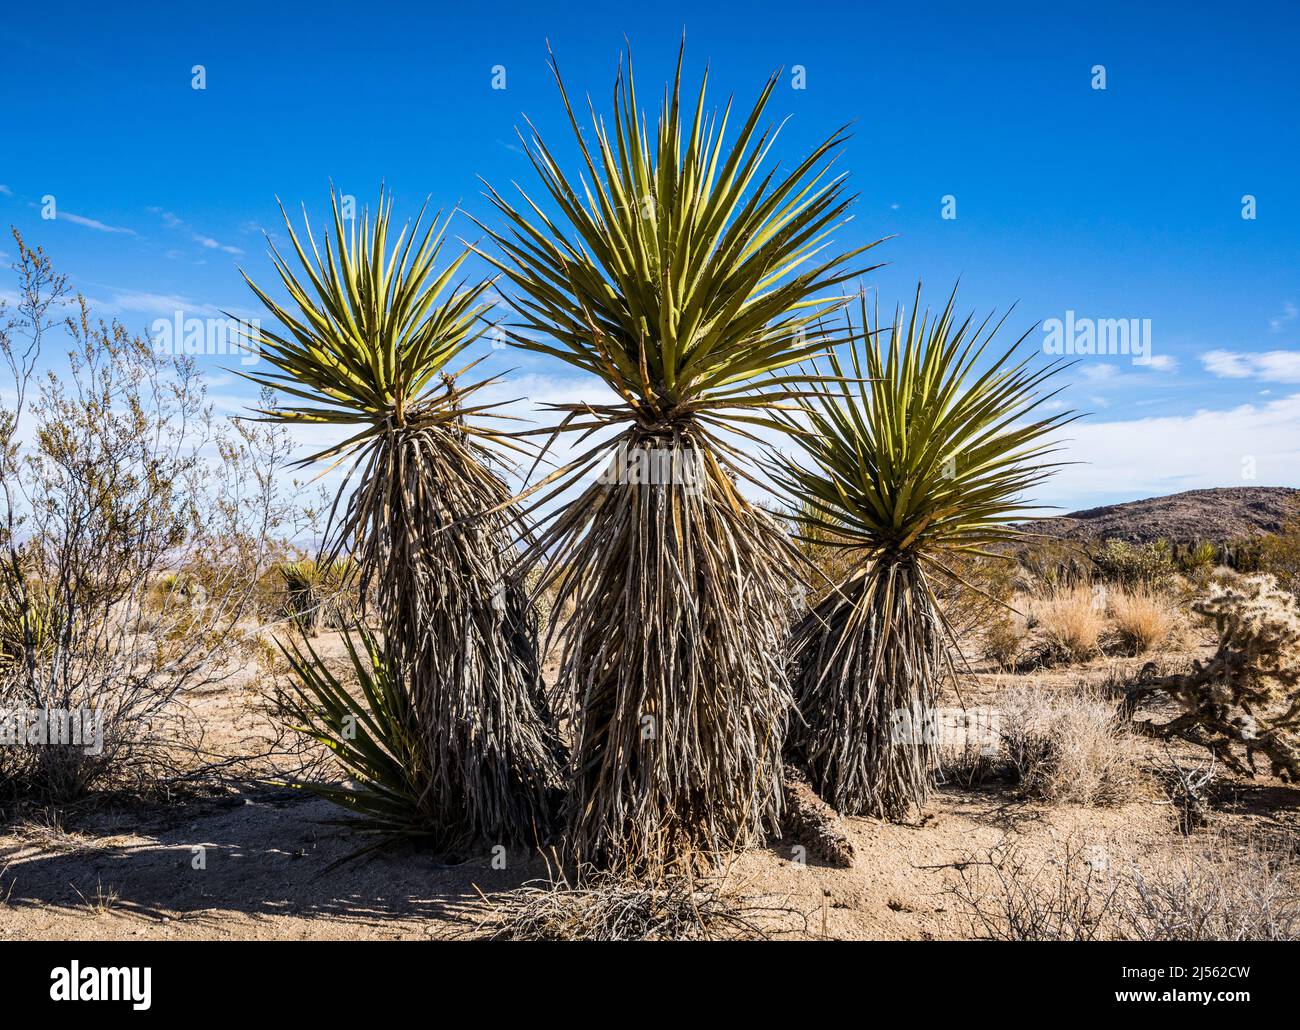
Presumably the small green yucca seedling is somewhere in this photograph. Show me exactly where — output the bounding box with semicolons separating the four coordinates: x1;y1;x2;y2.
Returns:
0;570;55;671
275;557;350;637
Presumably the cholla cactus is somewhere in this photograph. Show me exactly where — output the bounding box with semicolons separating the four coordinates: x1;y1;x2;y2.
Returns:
1134;574;1300;781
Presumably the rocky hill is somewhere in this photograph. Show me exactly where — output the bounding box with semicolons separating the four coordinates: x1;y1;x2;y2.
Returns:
1018;487;1300;545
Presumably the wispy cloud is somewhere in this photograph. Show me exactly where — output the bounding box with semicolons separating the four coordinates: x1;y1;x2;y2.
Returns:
193;234;243;255
58;211;137;235
147;206;243;255
1269;301;1298;333
1079;363;1117;382
0;185;12;196
1202;348;1300;383
109;291;222;317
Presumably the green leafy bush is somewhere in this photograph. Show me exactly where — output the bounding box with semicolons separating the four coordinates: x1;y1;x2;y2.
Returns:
1090;539;1175;588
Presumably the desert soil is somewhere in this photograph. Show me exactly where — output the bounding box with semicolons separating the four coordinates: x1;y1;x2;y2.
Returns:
1;636;1297;940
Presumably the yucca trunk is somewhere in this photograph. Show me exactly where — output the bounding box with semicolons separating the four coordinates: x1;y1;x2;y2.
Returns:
788;556;946;819
354;414;564;846
542;434;794;875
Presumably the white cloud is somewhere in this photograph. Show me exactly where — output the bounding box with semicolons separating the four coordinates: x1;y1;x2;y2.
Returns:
0;185;12;196
58;211;137;235
1079;363;1117;382
1043;393;1300;508
110;291;221;317
1145;354;1177;372
147;206;243;255
1269;301;1298;333
194;234;243;255
1202;348;1300;383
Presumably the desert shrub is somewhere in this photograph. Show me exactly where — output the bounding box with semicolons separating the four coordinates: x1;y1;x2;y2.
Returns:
1034;586;1106;662
1131;573;1300;782
1108;587;1177;655
936;553;1018;643
951;835;1300;941
1120;838;1300;941
1010;538;1091;593
1091;538;1175;589
982;611;1028;669
0;230;299;804
1228;517;1300;597
477;870;783;941
946;836;1119;941
1000;683;1141;805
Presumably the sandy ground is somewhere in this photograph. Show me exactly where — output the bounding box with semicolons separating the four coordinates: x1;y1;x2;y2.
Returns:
2;638;1298;940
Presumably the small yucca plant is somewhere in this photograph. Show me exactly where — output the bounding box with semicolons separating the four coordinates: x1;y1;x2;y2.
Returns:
275;557;351;636
0;579;55;672
479;44;875;875
771;286;1072;818
242;189;563;849
279;626;429;836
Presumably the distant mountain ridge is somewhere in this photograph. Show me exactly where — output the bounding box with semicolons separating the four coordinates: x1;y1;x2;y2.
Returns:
1017;487;1300;545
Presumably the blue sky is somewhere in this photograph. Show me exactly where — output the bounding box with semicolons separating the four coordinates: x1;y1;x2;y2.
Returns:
2;0;1298;512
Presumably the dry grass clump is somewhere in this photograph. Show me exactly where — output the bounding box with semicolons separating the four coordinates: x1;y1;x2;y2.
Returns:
1108;587;1177;655
948;834;1300;941
476;870;787;941
982;610;1028;669
1001;683;1142;805
1121;838;1300;941
1034;586;1106;662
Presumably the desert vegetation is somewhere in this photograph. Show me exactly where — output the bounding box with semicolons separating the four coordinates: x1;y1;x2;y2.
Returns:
241;191;564;848
1;44;1298;945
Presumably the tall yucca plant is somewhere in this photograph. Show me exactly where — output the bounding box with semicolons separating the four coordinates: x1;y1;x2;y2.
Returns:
478;45;876;875
242;189;563;848
770;285;1074;818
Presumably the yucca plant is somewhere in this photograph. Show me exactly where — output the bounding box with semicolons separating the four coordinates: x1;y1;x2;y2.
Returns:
275;557;351;636
0;577;55;673
478;46;875;875
242;189;563;848
278;626;429;836
770;286;1073;819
